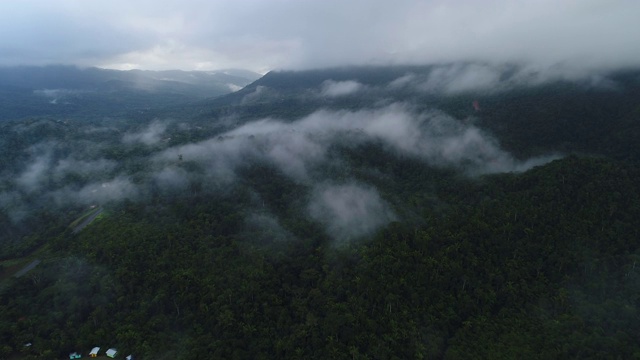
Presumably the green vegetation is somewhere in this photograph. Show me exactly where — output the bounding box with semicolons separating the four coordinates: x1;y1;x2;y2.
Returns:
2;156;640;359
68;207;102;230
1;65;640;359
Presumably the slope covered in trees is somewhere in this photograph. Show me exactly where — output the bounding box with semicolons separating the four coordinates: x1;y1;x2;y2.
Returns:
1;64;639;359
2;155;640;359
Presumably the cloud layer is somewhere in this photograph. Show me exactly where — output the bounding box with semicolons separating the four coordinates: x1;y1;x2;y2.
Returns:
122;121;168;145
321;80;364;97
1;99;559;243
149;103;557;240
308;183;396;243
0;1;639;72
159;103;554;177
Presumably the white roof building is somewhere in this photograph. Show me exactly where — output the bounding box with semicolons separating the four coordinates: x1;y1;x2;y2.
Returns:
90;347;100;356
106;348;118;358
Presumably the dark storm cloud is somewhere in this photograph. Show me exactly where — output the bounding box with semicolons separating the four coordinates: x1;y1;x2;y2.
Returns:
0;1;638;72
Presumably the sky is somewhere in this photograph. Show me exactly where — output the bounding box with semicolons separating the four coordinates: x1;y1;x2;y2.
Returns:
0;0;639;73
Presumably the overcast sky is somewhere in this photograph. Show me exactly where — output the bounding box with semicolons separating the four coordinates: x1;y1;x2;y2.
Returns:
0;0;639;73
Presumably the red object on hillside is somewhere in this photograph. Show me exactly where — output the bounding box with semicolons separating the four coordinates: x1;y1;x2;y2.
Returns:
472;100;481;111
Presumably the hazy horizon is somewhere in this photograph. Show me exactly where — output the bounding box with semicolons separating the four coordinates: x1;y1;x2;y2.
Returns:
0;0;639;74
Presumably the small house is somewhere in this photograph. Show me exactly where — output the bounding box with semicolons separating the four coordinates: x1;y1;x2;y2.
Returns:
89;347;100;357
69;352;82;359
126;355;134;360
106;348;118;358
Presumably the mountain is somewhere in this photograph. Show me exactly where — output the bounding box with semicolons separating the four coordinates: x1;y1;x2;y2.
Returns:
0;65;261;121
1;63;640;359
167;64;640;162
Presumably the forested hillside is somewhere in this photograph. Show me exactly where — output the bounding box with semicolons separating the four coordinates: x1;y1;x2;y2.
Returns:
1;64;640;359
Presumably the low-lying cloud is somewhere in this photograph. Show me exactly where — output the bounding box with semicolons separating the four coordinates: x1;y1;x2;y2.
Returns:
15;150;118;194
150;102;557;242
321;80;363;97
33;88;87;98
421;64;503;94
387;63;622;94
158;120;328;182
2;142;135;224
1;94;561;247
158;103;556;181
122;121;168;145
308;183;395;243
16;153;51;193
53;158;117;179
52;176;140;206
244;212;296;244
153;166;190;191
241;85;275;104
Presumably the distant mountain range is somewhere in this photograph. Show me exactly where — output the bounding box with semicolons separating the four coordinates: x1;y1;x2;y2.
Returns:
0;65;261;121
